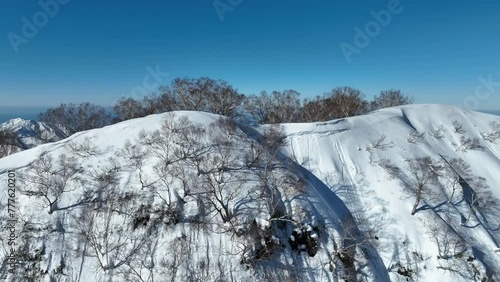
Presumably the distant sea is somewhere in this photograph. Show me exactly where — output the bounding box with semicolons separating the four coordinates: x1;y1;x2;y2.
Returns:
0;107;49;123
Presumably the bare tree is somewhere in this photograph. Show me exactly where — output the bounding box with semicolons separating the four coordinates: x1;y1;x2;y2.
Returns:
481;121;500;143
67;136;104;158
453;121;466;134
370;135;393;149
146;157;185;226
39;103;111;135
331;86;368;118
370;89;414;110
121;140;159;192
243;90;301;124
157;77;243;117
74;198;147;274
195;143;244;223
83;157;122;206
407;130;426;144
327;86;369;119
244;125;287;171
237;220;283;269
378;159;401;179
427;220;489;281
443;158;472;203
441;156;499;226
299;86;369;122
205;81;244;117
0;128;19;157
327;218;373;282
71;157;150;276
405;157;443;215
20;154;82;214
298;96;327;122
261;125;288;157
428;220;467;260
113;97;148;122
137;114;209;173
456;136;482;152
143;91;176;114
124;115;211;226
433;125;446;140
162;235;188;282
116;232;161;282
462;176;498;226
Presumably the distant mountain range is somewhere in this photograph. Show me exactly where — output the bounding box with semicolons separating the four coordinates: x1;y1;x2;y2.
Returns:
0;118;65;151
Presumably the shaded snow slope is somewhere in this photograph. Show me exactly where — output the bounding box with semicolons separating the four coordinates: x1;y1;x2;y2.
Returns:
0;105;499;281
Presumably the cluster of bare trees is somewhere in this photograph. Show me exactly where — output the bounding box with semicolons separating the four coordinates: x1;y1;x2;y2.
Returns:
243;90;302;124
379;155;497;221
243;87;413;123
0;128;19;157
377;155;498;280
448;120;484;152
428;219;489;281
37;78;413;135
113;77;244;122
20;154;83;214
300;86;369;121
371;89;414;110
38;102;111;136
405;157;444;215
13;112;320;281
404;119;492;153
161;77;245;117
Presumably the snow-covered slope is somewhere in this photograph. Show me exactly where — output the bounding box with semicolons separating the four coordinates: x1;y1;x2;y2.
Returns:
280;104;500;281
0;105;499;281
0;118;65;150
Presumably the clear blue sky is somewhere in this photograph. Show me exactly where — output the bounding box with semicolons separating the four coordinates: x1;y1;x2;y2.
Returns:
1;0;499;110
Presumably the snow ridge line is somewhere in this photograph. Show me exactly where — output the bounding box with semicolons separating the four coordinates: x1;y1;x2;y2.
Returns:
400;109;418;131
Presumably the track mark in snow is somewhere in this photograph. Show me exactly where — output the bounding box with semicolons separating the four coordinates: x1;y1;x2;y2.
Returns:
285;127;350;138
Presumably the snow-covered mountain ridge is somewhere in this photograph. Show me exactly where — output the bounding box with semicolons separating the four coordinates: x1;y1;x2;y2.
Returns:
0;118;65;150
0;104;499;281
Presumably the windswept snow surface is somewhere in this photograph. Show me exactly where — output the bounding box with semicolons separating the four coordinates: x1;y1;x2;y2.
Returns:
1;105;499;281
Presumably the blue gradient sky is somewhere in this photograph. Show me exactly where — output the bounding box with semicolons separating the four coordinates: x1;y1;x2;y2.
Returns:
1;0;499;110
